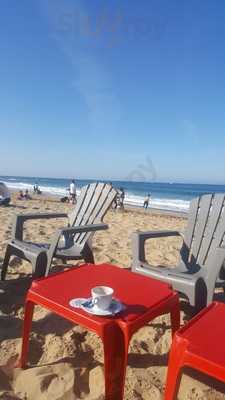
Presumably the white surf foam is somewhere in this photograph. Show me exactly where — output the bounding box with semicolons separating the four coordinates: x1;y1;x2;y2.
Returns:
4;181;82;198
3;180;190;213
124;193;189;213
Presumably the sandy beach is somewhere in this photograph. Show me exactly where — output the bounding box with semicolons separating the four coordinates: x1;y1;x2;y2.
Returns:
0;193;225;400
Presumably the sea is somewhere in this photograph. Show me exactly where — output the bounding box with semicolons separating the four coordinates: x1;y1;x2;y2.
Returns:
1;175;225;214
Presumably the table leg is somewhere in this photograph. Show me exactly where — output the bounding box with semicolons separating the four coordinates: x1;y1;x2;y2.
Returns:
164;335;187;400
20;300;35;368
170;297;180;337
102;323;129;400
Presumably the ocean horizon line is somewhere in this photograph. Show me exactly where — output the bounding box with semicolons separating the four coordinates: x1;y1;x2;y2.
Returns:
1;174;225;187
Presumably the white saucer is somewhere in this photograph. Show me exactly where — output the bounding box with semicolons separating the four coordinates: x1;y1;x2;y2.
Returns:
81;298;124;316
69;298;87;308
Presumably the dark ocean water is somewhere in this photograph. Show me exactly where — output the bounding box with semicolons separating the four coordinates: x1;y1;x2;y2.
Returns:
1;175;225;213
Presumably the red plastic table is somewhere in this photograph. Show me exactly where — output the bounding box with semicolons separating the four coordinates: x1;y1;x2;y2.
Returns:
165;301;225;400
20;263;180;400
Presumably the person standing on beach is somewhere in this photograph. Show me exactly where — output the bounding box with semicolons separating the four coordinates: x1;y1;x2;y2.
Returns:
33;183;42;194
113;188;125;210
143;194;151;210
119;187;125;209
69;179;76;204
33;183;38;193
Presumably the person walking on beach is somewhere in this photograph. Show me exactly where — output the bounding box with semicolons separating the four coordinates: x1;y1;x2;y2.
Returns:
113;188;125;210
33;183;42;194
143;194;151;210
119;187;125;209
69;179;76;204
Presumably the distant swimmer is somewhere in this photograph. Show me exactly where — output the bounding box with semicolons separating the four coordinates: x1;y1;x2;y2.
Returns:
143;194;151;210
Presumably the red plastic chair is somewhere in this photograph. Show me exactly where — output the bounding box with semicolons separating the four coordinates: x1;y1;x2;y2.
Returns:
164;301;225;400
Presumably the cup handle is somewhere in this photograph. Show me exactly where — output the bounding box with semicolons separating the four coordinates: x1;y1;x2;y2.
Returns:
92;298;99;306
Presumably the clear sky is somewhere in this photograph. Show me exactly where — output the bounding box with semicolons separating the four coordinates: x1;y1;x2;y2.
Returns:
0;0;225;183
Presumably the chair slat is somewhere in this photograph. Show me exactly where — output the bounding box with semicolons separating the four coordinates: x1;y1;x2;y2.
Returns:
68;183;90;226
180;197;200;262
71;183;98;228
78;186;117;244
197;194;225;265
73;182;106;243
189;194;213;263
206;203;225;261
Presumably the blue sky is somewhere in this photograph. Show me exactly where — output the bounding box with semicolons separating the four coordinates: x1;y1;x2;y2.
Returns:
0;0;225;183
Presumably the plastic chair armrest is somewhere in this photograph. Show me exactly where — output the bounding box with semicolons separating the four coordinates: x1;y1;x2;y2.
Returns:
12;213;68;240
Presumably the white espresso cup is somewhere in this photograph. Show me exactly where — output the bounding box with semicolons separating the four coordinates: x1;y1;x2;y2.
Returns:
91;286;114;310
